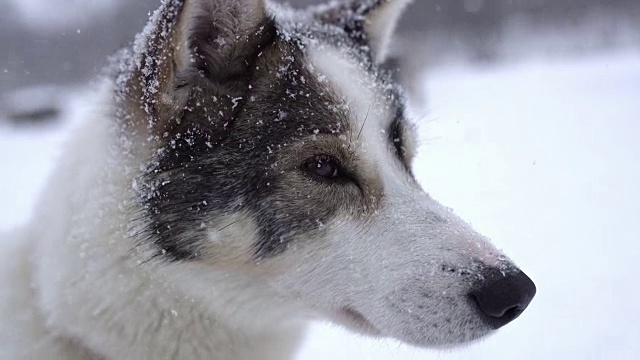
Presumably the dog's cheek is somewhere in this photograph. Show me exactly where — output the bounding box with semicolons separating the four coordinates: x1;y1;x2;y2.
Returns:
245;170;359;257
197;211;265;269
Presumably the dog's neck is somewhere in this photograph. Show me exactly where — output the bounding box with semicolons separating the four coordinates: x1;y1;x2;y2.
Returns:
27;109;305;360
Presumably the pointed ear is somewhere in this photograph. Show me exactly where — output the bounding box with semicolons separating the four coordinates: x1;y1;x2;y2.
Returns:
124;0;274;128
315;0;413;63
174;0;273;88
363;0;413;62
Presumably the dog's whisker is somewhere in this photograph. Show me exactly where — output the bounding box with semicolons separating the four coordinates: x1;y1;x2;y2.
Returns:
217;220;239;232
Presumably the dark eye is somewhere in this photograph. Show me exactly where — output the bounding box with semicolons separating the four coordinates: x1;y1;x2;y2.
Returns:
302;154;340;181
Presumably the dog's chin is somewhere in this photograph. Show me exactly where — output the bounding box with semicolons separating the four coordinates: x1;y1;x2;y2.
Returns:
332;307;382;337
427;331;494;350
394;320;495;350
331;308;493;349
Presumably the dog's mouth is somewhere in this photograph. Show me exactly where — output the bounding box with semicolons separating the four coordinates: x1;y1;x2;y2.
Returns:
337;307;382;336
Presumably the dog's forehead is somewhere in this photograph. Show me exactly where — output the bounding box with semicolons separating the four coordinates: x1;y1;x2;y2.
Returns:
304;44;399;135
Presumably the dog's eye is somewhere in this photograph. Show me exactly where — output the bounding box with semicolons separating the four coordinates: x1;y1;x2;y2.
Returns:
302;154;341;180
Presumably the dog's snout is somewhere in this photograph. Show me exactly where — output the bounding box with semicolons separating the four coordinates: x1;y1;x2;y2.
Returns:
469;268;536;329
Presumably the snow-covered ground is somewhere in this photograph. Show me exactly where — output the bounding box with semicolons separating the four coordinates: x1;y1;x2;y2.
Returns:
1;50;639;359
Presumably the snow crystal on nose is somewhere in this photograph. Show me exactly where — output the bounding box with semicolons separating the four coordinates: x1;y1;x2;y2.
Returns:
466;240;505;269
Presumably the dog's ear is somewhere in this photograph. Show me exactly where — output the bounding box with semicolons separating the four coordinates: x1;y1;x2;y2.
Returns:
123;0;274;131
173;0;273;90
314;0;413;63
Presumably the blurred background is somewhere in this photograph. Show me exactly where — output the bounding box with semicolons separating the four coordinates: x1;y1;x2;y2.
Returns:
1;1;640;359
1;0;639;119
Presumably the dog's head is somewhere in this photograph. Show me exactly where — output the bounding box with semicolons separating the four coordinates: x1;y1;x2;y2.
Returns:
118;0;535;348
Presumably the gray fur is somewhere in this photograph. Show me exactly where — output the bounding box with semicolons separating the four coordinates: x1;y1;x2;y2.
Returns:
117;0;408;260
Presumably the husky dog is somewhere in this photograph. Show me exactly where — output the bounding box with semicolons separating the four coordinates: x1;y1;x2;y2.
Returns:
0;0;536;359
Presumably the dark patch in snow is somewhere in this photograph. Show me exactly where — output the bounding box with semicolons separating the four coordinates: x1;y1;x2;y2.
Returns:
1;85;62;124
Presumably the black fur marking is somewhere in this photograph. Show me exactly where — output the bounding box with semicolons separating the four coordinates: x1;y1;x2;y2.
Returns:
389;107;410;170
139;37;361;260
128;5;408;262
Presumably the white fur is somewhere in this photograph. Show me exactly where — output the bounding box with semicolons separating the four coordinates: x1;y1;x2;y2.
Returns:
0;84;305;360
0;56;512;358
275;45;510;346
0;1;524;358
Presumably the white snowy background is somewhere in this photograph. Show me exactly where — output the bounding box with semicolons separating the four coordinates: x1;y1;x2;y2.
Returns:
2;1;640;359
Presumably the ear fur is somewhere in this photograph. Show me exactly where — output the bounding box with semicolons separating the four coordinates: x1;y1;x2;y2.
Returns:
123;0;275;133
315;0;413;63
176;0;273;89
363;0;413;62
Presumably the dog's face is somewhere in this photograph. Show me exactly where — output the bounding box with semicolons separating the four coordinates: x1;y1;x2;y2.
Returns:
120;0;535;348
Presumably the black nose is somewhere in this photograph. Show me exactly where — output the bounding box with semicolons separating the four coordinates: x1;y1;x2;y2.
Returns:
469;268;536;329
